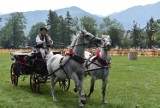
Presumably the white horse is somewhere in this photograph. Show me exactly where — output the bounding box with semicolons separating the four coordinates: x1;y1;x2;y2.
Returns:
85;35;111;104
46;30;101;107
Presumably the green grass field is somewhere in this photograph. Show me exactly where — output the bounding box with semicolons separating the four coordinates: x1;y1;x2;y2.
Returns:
0;53;160;108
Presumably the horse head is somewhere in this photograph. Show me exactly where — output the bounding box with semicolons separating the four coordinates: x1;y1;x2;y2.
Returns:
101;35;112;51
80;30;101;46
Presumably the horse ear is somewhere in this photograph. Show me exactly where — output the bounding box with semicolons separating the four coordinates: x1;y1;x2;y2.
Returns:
101;35;105;39
106;35;110;38
81;30;86;35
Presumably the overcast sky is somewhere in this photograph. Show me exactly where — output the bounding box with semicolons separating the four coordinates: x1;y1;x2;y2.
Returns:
0;0;160;16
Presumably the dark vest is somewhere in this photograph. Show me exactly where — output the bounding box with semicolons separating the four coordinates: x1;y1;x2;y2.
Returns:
39;33;49;44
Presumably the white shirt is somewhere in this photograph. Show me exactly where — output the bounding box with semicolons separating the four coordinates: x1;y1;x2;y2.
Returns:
36;35;53;45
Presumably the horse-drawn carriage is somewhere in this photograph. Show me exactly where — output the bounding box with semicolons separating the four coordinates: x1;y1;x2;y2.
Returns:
9;30;111;107
10;50;70;93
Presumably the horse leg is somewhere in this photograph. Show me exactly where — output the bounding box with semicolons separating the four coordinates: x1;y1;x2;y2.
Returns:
50;75;57;101
102;78;108;104
77;73;86;104
71;72;86;107
73;82;78;92
88;76;96;97
74;73;84;93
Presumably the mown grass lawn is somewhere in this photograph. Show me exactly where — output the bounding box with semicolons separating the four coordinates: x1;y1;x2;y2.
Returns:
0;53;160;108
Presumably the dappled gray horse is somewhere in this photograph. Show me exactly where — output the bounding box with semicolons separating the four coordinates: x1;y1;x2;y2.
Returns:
46;30;101;107
85;35;111;104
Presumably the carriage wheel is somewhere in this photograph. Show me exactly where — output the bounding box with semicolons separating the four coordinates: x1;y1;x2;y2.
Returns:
59;79;70;91
10;63;18;86
30;73;40;93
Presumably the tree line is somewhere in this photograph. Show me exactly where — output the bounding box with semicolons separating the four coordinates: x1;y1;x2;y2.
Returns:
0;11;160;49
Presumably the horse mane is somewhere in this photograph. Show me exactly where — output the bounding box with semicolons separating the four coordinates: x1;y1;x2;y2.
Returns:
70;30;87;48
101;34;110;39
70;34;77;47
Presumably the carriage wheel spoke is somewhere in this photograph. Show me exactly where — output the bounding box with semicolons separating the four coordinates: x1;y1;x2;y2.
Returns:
10;63;18;86
30;73;40;93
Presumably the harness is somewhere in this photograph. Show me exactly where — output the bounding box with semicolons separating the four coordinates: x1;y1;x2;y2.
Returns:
47;33;96;78
85;50;111;75
65;49;85;64
97;57;109;66
59;57;71;80
47;56;71;78
47;49;85;78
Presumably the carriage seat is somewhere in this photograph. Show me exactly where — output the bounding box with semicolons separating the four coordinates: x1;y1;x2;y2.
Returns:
28;51;42;59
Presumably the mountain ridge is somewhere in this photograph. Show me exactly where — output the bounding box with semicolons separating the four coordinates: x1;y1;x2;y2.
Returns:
0;1;160;35
109;1;160;29
0;6;102;35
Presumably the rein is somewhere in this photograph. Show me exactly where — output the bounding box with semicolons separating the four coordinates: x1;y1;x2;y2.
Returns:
71;43;88;47
47;56;71;77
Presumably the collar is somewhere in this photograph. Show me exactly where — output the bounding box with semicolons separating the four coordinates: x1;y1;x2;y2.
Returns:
65;49;85;64
91;50;109;66
72;55;85;64
97;57;108;66
91;50;100;62
65;49;73;56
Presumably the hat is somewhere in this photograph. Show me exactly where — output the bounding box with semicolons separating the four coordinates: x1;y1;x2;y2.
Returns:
40;27;48;32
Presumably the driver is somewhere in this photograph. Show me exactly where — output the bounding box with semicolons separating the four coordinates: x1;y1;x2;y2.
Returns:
34;27;53;58
36;27;53;48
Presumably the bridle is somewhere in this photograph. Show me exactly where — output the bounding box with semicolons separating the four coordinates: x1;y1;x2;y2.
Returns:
71;34;96;47
69;34;96;64
100;39;111;51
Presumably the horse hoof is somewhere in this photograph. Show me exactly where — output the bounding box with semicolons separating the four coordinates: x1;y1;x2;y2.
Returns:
81;99;86;104
74;88;78;92
79;104;84;108
102;100;107;104
87;94;90;97
53;98;57;101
